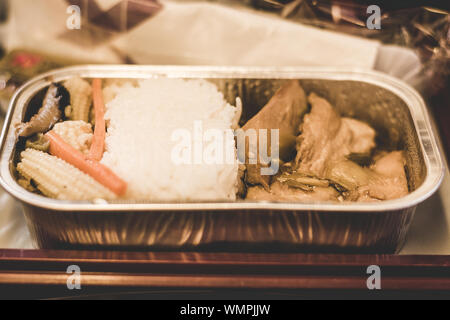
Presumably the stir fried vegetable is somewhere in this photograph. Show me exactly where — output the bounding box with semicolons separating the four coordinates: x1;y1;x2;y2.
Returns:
17;149;116;201
88;78;106;161
25;133;50;152
325;160;372;191
16;84;63;137
277;171;330;192
45;131;127;196
63;77;92;123
52;120;93;155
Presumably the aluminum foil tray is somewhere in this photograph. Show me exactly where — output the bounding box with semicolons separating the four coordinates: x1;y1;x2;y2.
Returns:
0;66;444;252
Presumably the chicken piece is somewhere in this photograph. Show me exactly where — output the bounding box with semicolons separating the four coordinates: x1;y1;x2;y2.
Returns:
242;80;307;189
246;180;339;202
344;118;377;154
295;93;375;178
366;151;408;200
325;151;408;202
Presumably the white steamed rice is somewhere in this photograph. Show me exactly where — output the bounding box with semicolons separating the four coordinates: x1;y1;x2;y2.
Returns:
101;78;239;201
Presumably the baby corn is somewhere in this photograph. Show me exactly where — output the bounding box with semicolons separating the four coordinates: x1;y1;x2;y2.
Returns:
63;77;92;122
17;148;116;201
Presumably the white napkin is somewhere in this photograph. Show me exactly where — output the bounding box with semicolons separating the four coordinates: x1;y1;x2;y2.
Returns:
113;0;380;68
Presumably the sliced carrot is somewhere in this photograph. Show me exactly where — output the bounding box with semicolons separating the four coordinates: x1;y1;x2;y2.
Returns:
88;78;106;161
45;131;127;196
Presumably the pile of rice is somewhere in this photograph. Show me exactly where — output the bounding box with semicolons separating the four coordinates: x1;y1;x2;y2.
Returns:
101;78;239;201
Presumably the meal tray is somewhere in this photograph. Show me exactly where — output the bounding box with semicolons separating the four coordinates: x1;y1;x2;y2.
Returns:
0;66;444;252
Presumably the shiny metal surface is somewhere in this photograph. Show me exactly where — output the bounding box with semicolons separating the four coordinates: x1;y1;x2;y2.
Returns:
0;66;445;252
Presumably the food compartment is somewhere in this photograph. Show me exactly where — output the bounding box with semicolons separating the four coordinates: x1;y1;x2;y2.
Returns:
211;78;426;194
11;77;425;202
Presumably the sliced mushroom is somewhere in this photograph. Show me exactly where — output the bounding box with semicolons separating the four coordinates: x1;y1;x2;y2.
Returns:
16;84;64;137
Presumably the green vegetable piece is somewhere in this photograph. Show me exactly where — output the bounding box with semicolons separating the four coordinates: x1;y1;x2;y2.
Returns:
25;133;50;152
326;160;372;191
